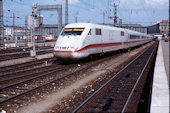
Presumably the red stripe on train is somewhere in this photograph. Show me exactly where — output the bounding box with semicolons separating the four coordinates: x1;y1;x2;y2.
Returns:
53;40;148;53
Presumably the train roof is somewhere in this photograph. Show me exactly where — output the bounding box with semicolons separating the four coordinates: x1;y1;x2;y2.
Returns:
65;23;150;36
64;23;93;28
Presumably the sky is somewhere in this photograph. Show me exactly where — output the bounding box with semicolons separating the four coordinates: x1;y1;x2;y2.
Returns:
3;0;169;26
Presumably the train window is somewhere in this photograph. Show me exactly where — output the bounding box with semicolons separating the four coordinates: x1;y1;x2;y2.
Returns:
88;29;92;35
61;28;84;36
61;28;73;36
73;28;85;35
142;36;146;39
121;31;124;36
96;29;102;35
74;28;84;31
129;35;140;39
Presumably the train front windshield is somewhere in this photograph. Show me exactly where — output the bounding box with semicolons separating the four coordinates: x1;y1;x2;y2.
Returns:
61;28;84;36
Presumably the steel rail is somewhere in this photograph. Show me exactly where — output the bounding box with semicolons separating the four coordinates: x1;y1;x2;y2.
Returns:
72;43;154;113
0;50;123;106
0;64;71;93
0;64;61;85
0;64;74;103
0;48;53;57
0;49;53;62
0;60;58;78
0;46;53;55
0;57;55;73
121;45;157;113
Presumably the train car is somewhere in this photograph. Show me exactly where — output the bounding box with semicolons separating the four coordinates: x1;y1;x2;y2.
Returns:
45;34;57;41
53;23;152;60
35;35;45;41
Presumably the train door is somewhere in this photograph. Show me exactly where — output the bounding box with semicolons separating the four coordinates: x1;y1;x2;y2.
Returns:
109;31;114;40
124;30;129;49
119;31;124;49
108;31;115;52
83;28;100;54
95;28;103;53
101;29;106;53
84;28;92;45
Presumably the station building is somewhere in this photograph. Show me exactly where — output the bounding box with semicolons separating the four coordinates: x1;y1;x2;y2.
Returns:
159;20;169;35
115;24;148;34
3;25;26;40
35;24;61;38
147;23;160;35
147;20;169;36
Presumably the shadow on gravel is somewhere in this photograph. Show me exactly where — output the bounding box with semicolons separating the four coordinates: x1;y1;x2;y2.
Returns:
102;98;114;111
0;87;2;92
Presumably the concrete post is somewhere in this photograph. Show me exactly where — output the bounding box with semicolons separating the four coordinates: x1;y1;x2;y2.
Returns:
57;6;62;36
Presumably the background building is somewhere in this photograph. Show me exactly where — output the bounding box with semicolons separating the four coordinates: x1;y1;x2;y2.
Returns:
102;23;148;34
35;24;59;37
147;20;169;36
4;26;12;39
4;25;25;40
147;23;160;35
115;24;148;34
159;20;169;36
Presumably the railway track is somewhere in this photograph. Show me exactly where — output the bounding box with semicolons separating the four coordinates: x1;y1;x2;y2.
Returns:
0;46;52;55
72;42;158;113
0;62;63;87
0;49;53;62
0;47;53;62
0;47;29;54
0;47;126;112
0;64;75;104
0;57;55;74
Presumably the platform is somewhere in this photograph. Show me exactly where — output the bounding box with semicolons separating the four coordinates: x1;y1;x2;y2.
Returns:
150;40;169;113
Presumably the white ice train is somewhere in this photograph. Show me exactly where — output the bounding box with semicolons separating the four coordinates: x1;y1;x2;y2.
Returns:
53;23;152;59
